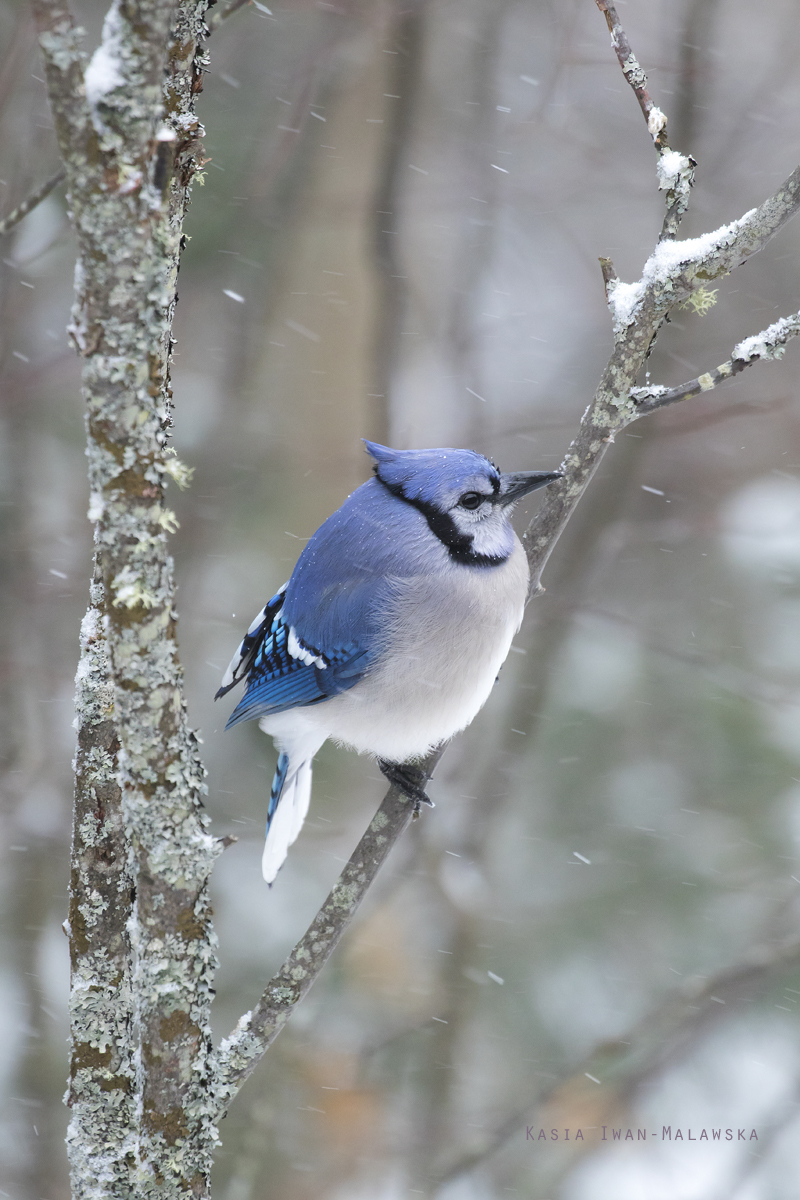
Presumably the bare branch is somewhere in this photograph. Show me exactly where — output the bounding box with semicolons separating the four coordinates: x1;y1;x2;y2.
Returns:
631;311;800;415
595;0;666;146
209;759;438;1112
595;0;695;240
0;168;65;238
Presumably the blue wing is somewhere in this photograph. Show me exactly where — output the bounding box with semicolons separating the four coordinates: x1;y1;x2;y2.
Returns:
216;587;370;728
217;477;431;727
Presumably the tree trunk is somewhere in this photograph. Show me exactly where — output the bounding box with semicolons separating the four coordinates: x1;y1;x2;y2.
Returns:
34;1;221;1194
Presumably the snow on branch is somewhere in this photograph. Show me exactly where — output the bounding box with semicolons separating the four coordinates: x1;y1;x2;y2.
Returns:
602;161;800;345
522;12;800;592
605;210;757;336
631;311;800;415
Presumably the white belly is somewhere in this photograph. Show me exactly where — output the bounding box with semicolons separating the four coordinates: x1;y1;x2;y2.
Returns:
263;539;529;762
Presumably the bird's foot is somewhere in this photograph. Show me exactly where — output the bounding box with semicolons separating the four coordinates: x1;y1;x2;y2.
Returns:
378;759;435;817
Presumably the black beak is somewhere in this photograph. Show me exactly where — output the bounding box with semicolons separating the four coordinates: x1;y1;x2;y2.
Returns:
498;470;562;506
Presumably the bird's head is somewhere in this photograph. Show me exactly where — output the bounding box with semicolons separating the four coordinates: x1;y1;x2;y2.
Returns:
364;440;561;565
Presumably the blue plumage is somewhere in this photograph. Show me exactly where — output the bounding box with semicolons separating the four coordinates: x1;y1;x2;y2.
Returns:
219;589;369;728
268;752;289;822
217;440;560;883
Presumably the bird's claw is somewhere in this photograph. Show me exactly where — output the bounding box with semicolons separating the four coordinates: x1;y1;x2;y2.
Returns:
378;759;435;813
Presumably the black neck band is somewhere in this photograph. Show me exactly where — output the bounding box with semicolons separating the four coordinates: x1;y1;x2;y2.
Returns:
375;474;506;567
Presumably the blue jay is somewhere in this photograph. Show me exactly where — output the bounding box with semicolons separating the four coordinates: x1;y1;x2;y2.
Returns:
216;441;559;883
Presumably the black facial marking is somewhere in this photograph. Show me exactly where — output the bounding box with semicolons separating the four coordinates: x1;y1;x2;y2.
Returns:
375;476;507;567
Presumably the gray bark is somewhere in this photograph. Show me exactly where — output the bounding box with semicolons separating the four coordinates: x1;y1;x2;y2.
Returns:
34;0;219;1194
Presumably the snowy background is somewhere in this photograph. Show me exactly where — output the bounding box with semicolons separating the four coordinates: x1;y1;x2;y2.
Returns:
1;0;800;1196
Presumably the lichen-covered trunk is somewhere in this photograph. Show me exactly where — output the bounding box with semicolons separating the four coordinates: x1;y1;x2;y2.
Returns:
34;1;221;1195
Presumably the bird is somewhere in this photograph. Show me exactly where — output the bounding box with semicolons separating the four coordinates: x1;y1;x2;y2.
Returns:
216;440;560;884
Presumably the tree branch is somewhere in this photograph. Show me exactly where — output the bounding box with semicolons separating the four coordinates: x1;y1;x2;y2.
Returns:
0;168;65;237
595;0;666;145
522;173;800;591
595;0;695;240
630;310;800;414
209;757;438;1113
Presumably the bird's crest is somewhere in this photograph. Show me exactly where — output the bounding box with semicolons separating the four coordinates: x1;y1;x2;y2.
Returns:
362;439;499;502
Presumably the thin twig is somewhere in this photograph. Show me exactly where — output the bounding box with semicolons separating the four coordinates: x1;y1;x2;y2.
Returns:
595;0;695;240
631;311;800;415
598;255;618;299
595;0;667;147
0;168;65;237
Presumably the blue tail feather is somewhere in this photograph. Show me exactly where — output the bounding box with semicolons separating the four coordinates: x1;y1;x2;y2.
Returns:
267;752;290;828
261;750;316;884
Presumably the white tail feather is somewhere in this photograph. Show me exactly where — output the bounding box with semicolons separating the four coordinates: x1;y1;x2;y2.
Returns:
261;759;314;884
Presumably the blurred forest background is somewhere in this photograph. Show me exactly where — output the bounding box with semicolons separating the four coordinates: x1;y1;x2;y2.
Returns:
2;0;800;1196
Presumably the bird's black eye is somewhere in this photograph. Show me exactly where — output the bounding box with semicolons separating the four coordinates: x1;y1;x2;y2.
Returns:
459;492;484;510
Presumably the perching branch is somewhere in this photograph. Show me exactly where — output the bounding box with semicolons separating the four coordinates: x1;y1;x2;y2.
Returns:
0;167;65;237
209;771;434;1111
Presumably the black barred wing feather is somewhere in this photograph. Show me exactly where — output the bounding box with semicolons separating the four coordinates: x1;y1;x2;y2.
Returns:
215;586;287;700
216;587;370;728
